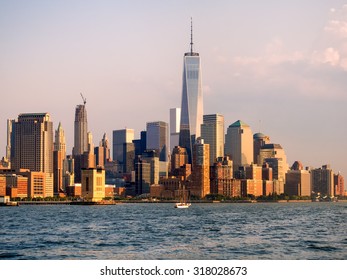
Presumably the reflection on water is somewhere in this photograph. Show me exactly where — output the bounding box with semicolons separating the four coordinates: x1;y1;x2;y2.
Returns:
0;203;346;259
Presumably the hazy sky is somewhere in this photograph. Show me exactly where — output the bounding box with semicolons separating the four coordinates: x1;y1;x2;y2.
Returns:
1;0;346;179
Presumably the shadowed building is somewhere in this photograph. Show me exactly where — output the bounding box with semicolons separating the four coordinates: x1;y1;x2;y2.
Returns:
311;165;334;197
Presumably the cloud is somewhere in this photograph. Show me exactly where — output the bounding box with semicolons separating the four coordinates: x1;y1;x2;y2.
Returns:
323;47;340;65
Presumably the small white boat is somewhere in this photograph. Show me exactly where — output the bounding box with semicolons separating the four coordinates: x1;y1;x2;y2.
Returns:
175;202;191;208
174;181;191;208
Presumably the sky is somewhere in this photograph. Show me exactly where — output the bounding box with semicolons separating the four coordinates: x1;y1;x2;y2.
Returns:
1;0;346;179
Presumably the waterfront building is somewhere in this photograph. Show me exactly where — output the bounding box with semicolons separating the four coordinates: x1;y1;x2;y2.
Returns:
0;175;5;196
285;169;311;197
179;20;203;164
311;165;334;197
135;158;151;195
334;173;345;196
5;174;28;198
210;156;233;194
191;138;210;198
112;129;134;165
170;108;181;153
146;121;169;162
81;168;105;202
225;120;253;173
253;132;270;164
201;114;225;165
12;113;53;197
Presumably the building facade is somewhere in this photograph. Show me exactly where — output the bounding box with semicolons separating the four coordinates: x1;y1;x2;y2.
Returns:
146;121;169;162
191;138;210;198
12;113;53;197
225;120;253;174
170;108;181;153
201;114;225;165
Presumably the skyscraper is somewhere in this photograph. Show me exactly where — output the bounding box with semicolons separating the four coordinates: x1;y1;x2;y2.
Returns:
53;122;66;194
170;108;181;153
179;20;203;164
146;121;168;162
112;129;134;164
253;132;270;165
201;114;224;165
6;119;14;163
191;138;210;198
225;120;253;174
13;113;53;197
73;100;88;183
73;104;88;156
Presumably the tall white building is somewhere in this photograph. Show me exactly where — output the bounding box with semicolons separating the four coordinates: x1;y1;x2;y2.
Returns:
201;114;224;165
179;20;203;164
225;120;253;173
170;108;181;153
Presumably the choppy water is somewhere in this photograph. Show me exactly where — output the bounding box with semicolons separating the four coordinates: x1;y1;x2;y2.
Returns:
0;202;346;259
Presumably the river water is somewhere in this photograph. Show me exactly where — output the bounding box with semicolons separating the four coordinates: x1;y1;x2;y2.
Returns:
0;202;346;259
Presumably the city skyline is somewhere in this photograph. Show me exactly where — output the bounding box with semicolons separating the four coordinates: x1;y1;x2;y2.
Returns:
1;1;346;178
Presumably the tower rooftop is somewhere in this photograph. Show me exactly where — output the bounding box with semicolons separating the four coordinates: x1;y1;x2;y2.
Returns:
229;120;250;128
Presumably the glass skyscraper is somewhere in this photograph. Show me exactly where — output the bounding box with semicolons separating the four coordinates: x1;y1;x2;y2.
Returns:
179;21;203;164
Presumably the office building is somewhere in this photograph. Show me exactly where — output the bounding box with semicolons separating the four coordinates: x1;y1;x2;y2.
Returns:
191;138;210;198
6;119;15;165
311;165;334;197
133;131;147;159
53;122;66;194
170;108;181;153
112;129;134;164
334;173;345;196
225;120;253;173
12;113;53;197
146;121;169;162
179;20;203;164
201;114;224;165
253;133;270;164
135;158;151;195
73;104;88;156
73;102;88;183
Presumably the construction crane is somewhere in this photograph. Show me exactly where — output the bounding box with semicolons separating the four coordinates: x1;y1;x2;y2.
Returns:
80;92;86;105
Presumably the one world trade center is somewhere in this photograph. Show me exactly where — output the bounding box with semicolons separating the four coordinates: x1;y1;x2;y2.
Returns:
179;19;203;164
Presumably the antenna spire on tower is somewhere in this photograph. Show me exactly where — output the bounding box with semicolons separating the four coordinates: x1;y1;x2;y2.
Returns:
190;17;193;54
